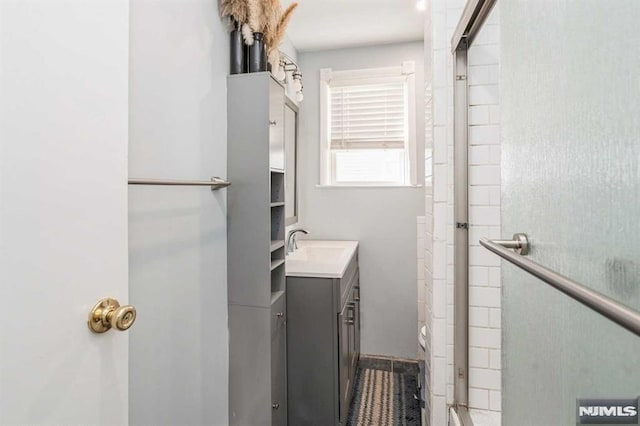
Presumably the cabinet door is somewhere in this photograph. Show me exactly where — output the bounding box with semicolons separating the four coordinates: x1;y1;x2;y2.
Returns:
269;79;285;170
271;326;287;426
349;302;357;376
354;278;361;359
338;304;352;425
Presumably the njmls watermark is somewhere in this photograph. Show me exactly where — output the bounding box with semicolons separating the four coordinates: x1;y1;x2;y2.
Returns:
577;398;639;425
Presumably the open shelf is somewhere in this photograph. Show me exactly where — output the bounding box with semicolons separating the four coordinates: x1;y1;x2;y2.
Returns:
270;162;286;297
271;290;285;304
271;171;285;203
271;245;285;263
271;264;285;294
271;205;284;241
270;259;285;271
271;240;285;252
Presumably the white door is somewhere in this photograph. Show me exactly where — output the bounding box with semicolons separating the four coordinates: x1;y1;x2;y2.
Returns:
0;0;130;424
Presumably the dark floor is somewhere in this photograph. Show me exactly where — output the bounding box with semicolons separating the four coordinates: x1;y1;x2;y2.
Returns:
347;356;422;426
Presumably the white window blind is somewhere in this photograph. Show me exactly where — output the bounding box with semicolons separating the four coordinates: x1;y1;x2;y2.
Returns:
330;82;407;150
319;64;417;186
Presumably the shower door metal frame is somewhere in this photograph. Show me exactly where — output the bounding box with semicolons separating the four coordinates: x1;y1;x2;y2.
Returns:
450;0;497;424
452;43;470;416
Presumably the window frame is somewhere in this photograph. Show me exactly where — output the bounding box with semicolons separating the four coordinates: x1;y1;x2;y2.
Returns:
319;62;417;187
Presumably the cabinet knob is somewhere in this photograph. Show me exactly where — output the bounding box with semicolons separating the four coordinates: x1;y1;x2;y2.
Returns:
272;402;280;410
269;120;277;127
88;297;137;333
276;312;284;318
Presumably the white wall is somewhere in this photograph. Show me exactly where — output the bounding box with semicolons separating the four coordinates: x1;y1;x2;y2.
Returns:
297;41;425;359
426;1;501;425
128;1;229;424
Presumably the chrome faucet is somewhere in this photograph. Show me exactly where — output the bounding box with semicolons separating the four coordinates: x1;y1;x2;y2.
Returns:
286;229;309;254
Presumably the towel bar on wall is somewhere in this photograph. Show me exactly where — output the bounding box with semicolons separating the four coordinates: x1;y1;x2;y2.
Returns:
480;234;640;337
128;177;230;190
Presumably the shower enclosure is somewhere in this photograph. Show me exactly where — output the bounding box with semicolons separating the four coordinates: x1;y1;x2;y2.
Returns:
451;1;640;424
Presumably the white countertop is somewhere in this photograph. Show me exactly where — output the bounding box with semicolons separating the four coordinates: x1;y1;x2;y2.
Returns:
285;240;359;278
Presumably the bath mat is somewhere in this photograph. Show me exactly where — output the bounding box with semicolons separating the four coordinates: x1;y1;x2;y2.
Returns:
347;358;421;426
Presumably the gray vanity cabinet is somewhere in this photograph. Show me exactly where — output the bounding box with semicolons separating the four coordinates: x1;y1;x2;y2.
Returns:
286;253;360;426
227;73;287;426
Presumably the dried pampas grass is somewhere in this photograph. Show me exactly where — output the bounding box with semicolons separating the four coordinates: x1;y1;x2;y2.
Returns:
220;0;297;52
244;0;266;44
242;23;255;45
266;2;298;67
272;3;297;50
264;0;281;48
220;0;248;25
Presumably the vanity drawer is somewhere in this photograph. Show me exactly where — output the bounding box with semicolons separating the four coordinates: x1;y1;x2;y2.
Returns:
271;291;286;335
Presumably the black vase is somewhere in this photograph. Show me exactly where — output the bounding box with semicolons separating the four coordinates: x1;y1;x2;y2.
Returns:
229;22;246;74
248;32;267;72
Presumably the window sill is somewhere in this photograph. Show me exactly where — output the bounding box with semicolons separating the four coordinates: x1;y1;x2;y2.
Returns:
315;184;423;189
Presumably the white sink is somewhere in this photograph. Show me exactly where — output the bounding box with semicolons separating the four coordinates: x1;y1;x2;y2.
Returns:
286;240;358;278
288;246;346;262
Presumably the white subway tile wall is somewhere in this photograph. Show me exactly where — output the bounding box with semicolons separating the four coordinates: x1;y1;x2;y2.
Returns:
418;215;426;359
423;6;434;423
467;6;501;416
425;1;501;424
427;0;460;423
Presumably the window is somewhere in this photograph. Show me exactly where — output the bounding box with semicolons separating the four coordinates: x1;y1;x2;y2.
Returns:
320;63;417;186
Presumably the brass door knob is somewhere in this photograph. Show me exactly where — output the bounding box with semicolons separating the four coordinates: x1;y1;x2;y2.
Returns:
88;297;137;333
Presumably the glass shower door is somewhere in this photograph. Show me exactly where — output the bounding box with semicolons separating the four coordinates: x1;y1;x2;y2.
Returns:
500;1;640;425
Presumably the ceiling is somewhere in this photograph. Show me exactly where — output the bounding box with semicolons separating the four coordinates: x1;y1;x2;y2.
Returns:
286;0;425;52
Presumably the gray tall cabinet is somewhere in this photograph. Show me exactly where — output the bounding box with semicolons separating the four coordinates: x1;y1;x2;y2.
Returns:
227;73;287;426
